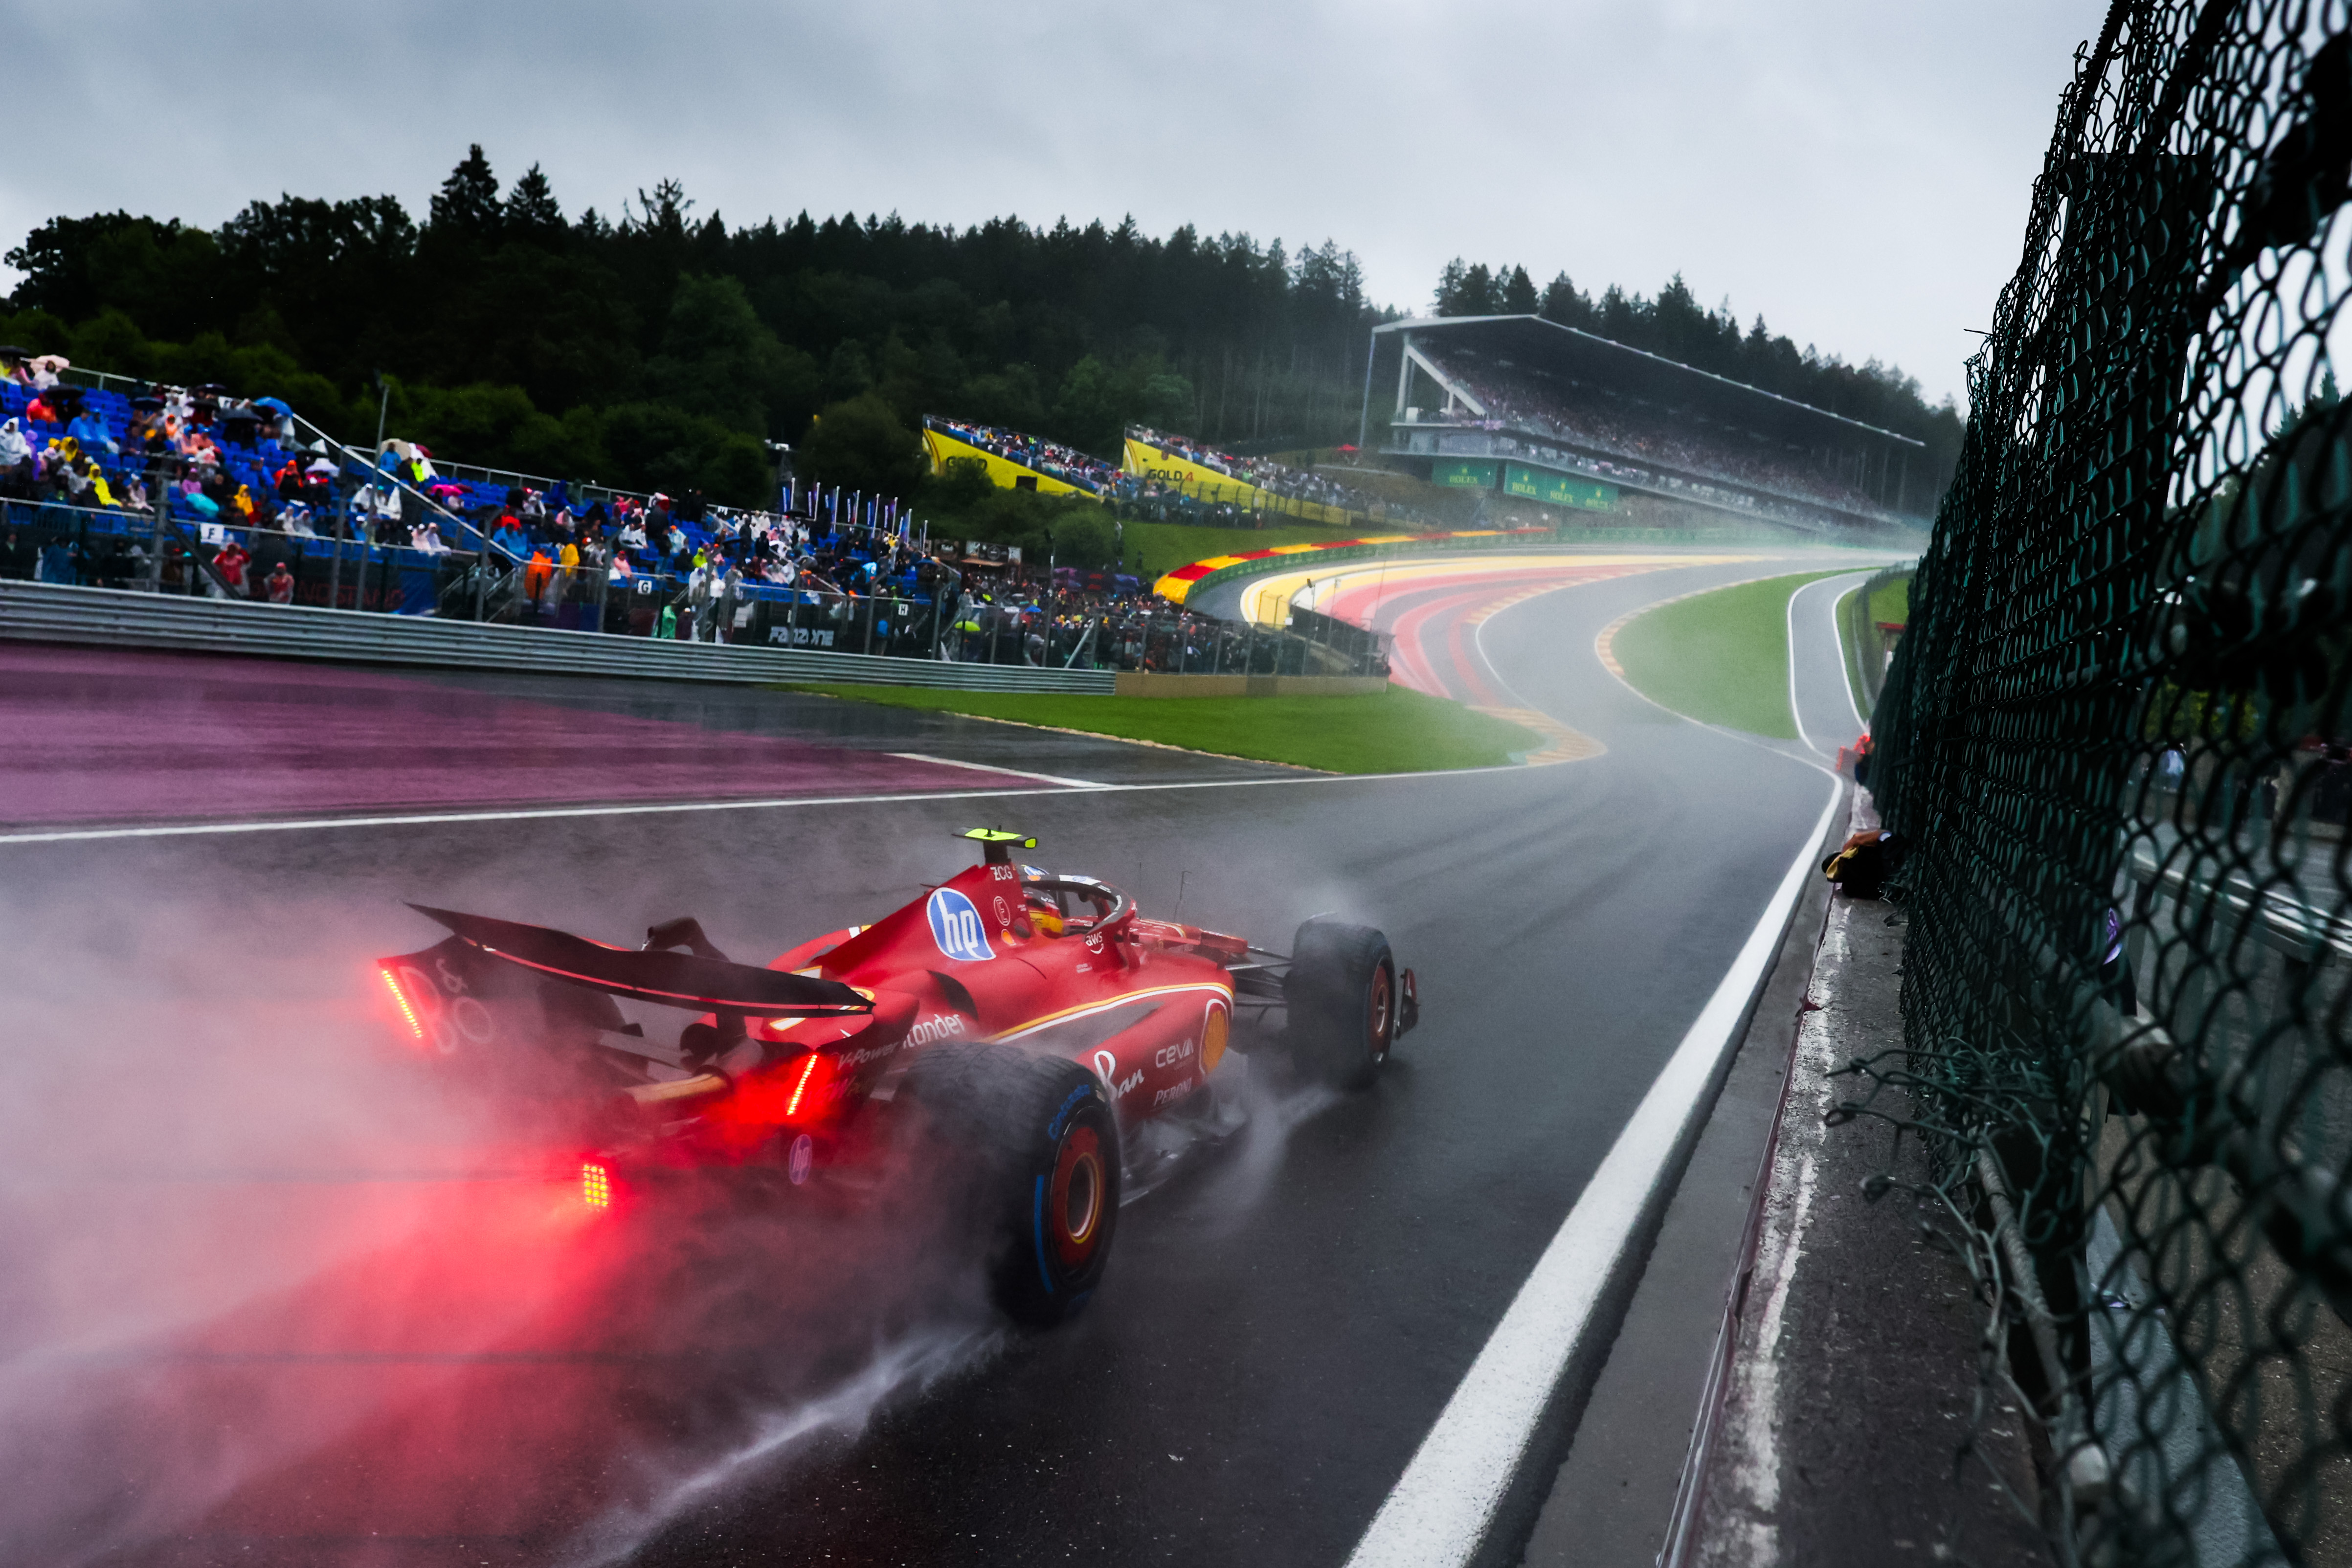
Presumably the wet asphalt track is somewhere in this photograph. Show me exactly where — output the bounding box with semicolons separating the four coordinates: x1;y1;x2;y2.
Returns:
0;546;1897;1568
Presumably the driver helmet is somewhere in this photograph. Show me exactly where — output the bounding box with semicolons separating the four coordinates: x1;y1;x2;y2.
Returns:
1025;892;1066;938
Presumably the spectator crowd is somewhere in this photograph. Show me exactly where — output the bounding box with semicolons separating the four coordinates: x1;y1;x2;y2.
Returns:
1123;426;1389;517
927;417;1125;493
0;353;1391;678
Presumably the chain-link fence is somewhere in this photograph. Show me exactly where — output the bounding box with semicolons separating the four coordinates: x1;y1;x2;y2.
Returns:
1850;3;2351;1561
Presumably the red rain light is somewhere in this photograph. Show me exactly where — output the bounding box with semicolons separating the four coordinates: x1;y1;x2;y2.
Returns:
784;1051;830;1119
581;1161;613;1210
380;965;425;1040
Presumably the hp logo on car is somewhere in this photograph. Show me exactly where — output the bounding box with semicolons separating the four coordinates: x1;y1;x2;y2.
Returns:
926;887;996;963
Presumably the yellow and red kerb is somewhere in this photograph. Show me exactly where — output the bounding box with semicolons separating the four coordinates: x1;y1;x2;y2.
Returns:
1151;529;1535;605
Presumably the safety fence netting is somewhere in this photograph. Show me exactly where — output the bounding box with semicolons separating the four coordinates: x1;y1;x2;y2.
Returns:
1845;2;2352;1562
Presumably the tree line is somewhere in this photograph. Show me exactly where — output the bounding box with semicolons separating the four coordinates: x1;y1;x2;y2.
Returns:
0;144;1962;508
1;147;1383;507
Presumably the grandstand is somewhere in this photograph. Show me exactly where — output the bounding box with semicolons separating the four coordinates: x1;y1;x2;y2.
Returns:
1120;428;1392;526
0;354;935;605
921;416;1119;496
920;410;1423;530
1366;315;1934;534
0;358;1393;678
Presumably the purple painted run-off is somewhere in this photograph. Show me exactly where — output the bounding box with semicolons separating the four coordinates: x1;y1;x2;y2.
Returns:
0;646;1026;827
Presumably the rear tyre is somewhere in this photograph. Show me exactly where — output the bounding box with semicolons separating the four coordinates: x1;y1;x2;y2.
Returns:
901;1042;1121;1327
1283;920;1397;1090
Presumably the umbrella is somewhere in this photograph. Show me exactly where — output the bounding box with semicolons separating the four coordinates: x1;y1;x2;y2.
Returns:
306;457;339;476
29;354;69;372
251;397;293;416
1336;444;1359;453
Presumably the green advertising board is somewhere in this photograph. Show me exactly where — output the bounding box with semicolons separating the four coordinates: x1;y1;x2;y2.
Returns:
1431;459;1499;489
1504;464;1617;511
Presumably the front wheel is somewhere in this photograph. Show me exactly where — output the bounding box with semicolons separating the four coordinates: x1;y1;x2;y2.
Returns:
1283;920;1397;1090
901;1043;1121;1327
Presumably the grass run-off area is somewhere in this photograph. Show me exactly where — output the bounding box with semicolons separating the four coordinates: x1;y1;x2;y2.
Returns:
1611;571;1850;739
777;682;1539;774
1868;572;1912;627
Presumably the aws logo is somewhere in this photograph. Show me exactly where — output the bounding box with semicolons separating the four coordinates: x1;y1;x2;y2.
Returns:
926;888;995;964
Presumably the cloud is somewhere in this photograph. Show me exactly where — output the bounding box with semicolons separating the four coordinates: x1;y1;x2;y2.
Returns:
0;0;2106;404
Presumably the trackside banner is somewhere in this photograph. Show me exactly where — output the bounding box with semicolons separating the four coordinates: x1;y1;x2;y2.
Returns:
1121;436;1359;528
1503;464;1616;511
921;425;1098;500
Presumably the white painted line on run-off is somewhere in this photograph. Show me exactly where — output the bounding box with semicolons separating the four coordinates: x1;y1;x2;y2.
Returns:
887;752;1110;790
0;756;1556;848
1785;580;1815;757
1342;774;1842;1568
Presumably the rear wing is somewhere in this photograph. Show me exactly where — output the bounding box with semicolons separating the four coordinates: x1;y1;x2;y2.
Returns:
401;905;873;1016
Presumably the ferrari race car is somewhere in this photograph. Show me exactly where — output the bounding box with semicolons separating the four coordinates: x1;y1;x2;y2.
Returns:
377;829;1418;1325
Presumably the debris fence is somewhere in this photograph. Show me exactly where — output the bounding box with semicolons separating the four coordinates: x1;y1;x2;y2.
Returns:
1854;2;2352;1561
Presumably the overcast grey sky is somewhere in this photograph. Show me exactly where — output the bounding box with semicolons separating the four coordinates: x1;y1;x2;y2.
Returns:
3;0;2106;407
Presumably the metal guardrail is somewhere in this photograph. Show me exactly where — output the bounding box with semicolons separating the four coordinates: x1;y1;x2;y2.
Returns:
2128;841;2352;966
0;581;1117;693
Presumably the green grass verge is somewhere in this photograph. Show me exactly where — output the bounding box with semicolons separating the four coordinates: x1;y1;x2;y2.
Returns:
1612;571;1850;738
1868;573;1911;627
1835;586;1872;721
776;682;1540;774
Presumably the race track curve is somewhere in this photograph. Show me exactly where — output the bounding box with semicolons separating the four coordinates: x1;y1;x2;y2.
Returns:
0;543;1895;1568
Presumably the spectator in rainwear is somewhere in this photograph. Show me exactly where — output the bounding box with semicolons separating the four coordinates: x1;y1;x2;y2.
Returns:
67;409;117;457
212;538;251;598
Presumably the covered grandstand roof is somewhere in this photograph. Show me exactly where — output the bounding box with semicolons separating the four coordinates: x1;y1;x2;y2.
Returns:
1372;315;1924;452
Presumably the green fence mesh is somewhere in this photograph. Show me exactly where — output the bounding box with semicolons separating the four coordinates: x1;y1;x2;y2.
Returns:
1853;2;2352;1561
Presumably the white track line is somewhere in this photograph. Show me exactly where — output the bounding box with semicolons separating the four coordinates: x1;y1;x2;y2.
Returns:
1827;584;1869;736
1785;583;1814;756
1343;775;1840;1568
0;758;1568;849
886;752;1109;789
1787;572;1878;759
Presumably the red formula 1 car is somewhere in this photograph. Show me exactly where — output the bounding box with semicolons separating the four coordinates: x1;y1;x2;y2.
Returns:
377;829;1417;1324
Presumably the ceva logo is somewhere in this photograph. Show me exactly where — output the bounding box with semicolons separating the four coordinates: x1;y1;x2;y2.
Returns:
926;887;995;963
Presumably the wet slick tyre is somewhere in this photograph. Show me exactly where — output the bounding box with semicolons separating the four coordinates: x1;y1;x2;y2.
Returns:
901;1042;1120;1328
1284;920;1397;1090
